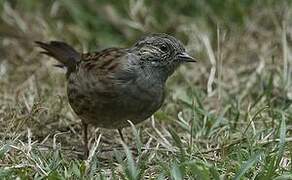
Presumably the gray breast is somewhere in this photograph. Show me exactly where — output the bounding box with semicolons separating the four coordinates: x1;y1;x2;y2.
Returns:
120;78;165;122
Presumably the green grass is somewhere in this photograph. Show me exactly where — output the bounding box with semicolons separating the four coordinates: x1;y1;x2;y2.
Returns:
0;0;292;179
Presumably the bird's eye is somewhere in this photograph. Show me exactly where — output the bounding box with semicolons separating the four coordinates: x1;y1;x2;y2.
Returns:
159;44;168;52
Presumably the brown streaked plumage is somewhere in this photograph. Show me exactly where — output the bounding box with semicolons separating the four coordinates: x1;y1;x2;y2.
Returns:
36;33;196;156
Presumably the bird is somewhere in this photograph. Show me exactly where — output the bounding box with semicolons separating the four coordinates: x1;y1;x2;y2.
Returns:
36;33;196;156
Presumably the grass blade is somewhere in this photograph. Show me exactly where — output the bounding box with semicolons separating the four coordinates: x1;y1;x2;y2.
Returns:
233;152;263;180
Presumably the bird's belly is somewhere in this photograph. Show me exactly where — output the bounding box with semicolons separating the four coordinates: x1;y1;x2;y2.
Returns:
67;82;164;129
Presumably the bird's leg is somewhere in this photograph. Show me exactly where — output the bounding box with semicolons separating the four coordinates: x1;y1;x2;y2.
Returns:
118;129;125;142
82;121;89;158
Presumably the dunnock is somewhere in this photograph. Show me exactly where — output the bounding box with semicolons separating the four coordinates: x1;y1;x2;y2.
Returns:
36;33;195;156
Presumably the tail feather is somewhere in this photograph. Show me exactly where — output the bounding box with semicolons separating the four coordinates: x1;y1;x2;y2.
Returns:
35;41;80;72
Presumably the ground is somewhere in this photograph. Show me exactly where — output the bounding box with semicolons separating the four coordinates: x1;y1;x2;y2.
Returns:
0;0;291;179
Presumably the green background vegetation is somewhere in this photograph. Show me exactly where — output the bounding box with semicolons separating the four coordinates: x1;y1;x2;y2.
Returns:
0;0;292;179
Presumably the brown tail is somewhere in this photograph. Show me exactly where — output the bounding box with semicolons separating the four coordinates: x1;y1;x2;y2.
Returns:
35;41;80;73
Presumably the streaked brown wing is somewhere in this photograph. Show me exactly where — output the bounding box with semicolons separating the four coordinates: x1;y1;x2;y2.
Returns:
80;48;127;73
72;48;133;100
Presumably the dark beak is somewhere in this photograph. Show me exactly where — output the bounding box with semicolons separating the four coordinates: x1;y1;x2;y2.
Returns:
177;52;197;62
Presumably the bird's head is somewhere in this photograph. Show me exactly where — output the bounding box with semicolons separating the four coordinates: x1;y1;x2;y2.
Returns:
131;33;196;76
